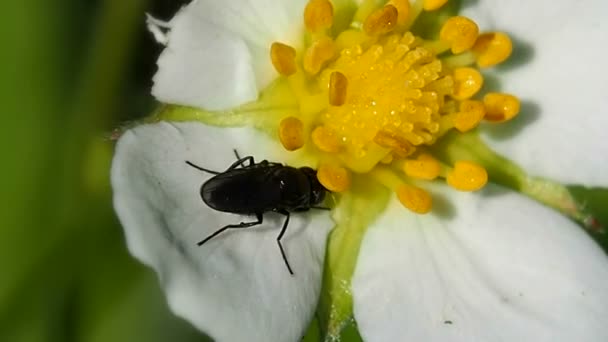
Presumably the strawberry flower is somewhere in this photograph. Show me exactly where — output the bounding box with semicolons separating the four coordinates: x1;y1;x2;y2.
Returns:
112;0;608;341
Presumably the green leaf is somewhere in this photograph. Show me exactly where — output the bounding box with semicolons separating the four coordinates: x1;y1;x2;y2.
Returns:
567;186;608;252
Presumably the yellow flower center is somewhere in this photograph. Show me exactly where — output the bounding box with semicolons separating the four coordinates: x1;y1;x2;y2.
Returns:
270;0;518;214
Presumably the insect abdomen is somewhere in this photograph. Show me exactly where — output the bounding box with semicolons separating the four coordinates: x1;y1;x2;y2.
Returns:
201;171;280;214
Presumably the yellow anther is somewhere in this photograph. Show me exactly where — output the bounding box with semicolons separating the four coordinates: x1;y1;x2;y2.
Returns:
483;92;520;122
363;5;399;36
388;0;410;25
473;32;512;68
304;0;334;32
423;0;449;11
451;67;483;100
397;184;432;214
403;154;441;180
312;126;341;153
279;116;305;151
270;42;297;76
453;100;486;132
374;131;416;158
303;37;335;75
329;71;348;106
446;160;488;191
317;164;352;192
439;16;479;54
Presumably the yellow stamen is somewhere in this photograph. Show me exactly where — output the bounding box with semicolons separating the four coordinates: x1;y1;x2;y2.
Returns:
439;16;479;54
403;153;441;180
388;0;410;25
381;154;394;164
473;32;512;68
451;67;483;100
446;160;488;191
329;71;348;106
270;42;297;76
334;29;368;51
374;131;415;158
304;0;334;32
279;116;305;151
264;3;519;215
423;0;449;11
303;37;335;75
397;184;432;214
312;126;342;153
453;100;486;132
483;92;520;122
317;164;352;192
363;5;399;36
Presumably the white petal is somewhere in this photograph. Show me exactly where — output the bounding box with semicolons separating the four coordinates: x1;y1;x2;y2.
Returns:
353;184;608;342
461;0;608;186
152;0;307;110
111;122;332;341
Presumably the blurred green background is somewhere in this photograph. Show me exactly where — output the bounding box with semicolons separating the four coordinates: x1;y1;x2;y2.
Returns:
4;1;608;341
0;0;211;340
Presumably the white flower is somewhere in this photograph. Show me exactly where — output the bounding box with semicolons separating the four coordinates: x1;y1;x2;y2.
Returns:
112;0;608;341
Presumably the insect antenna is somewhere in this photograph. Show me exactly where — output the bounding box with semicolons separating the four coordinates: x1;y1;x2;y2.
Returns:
185;160;221;175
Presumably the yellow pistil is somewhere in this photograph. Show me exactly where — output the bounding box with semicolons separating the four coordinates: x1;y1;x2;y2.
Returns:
451;67;483;100
473;32;513;68
317;164;352;192
328;71;348;106
312;126;342;153
397;184;432;214
440;16;479;54
423;0;449;11
363;5;399;36
403;154;441;180
304;0;334;32
446;160;488;191
453;100;486;132
270;42;297;76
483;92;520;122
303;36;335;75
264;1;518;214
279;116;305;151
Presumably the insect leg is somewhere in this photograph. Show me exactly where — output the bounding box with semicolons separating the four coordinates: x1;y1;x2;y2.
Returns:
197;213;263;246
226;156;255;170
311;206;331;211
185;161;221;175
277;210;294;275
233;149;241;160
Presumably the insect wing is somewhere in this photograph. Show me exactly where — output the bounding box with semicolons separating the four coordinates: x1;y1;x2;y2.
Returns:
201;167;281;214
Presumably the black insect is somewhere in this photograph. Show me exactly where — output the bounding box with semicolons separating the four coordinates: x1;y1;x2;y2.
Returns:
186;151;329;275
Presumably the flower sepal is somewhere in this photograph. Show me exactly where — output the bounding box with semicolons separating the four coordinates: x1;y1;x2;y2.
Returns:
317;177;390;340
432;130;606;236
149;78;299;131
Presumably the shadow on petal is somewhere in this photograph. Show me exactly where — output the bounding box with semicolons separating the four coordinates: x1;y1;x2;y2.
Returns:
495;33;536;72
429;188;456;221
482;100;541;140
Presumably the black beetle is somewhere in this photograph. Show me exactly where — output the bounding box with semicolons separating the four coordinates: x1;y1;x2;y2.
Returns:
186;151;329;275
